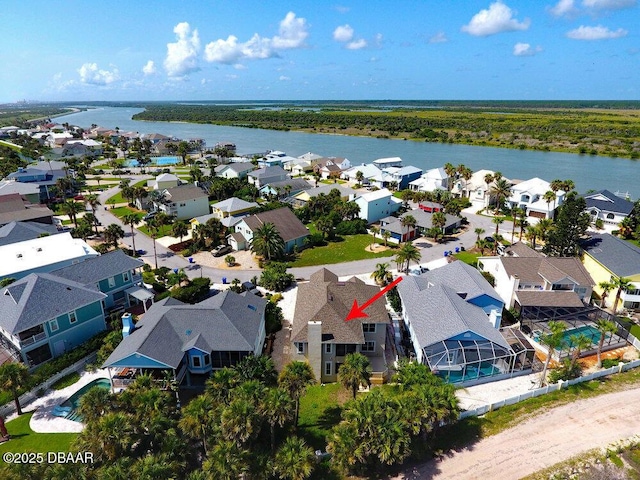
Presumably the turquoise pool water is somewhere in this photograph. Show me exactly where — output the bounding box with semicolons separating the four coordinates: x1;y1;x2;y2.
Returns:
60;378;111;422
125;156;179;167
560;325;602;348
436;362;501;384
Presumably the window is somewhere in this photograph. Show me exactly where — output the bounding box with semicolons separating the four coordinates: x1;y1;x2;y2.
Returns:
49;319;59;332
361;341;375;353
362;323;376;333
192;356;201;368
204;353;211;366
68;312;77;324
324;361;332;376
606;213;615;220
123;271;130;282
335;344;357;356
295;342;305;355
108;276;116;288
324;343;333;354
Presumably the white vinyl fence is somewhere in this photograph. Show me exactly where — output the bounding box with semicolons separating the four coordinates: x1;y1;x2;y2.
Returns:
459;358;640;420
0;352;97;419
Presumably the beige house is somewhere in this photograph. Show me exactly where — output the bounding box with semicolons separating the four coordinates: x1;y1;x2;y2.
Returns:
290;268;389;384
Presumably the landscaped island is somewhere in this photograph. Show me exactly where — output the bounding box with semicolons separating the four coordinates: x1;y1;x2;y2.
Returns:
131;100;640;159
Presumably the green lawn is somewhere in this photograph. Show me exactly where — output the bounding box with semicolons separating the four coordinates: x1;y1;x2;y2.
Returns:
138;223;174;237
106;179;149;204
290;235;397;267
298;383;345;451
51;372;80;391
453;251;482;266
0;413;77;454
108;206;144;219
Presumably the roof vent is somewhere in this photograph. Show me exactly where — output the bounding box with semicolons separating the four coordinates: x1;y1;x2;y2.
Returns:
337;282;345;286
186;329;192;336
16;253;22;258
36;248;42;252
247;304;257;311
328;294;333;301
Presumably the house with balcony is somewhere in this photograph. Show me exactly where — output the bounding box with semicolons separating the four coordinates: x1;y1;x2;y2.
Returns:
5;161;70;202
581;190;635;231
507;177;564;220
408;167;449;193
103;291;266;388
396;261;535;385
290;268;390;384
379;208;462;242
450;169;503;210
50;249;150;312
151;184;209;220
582;233;640;312
340;163;383;184
0;273;107;367
478;248;594;320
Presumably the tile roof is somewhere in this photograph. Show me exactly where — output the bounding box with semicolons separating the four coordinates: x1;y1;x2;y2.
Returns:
51;249;143;286
243;207;309;243
291;268;389;344
582;233;640;277
103;291;266;369
0;273;106;334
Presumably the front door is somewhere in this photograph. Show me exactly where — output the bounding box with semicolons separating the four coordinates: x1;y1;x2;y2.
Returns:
53;340;66;356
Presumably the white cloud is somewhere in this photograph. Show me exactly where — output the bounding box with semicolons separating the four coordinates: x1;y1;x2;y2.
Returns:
582;0;636;10
513;42;542;56
429;32;448;43
333;24;354;42
566;24;628;39
334;5;350;13
77;63;120;85
204;12;308;65
346;39;368;50
279;75;290;81
549;0;578;17
142;60;156;75
164;22;201;77
462;1;530;36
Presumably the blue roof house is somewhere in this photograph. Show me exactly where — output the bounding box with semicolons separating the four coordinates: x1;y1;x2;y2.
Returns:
0;273;107;367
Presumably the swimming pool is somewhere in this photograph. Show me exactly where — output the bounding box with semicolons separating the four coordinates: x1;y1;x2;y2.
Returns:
125;156;180;167
436;362;502;384
560;325;602;349
60;378;111;422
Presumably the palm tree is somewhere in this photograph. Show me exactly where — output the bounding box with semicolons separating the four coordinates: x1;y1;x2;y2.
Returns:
474;227;485;243
371;262;393;286
538;320;566;387
395;241;421;273
568;333;592;370
171;220;189;243
278;361;315;428
400;214;417;242
60;199;84;228
147;218;159;269
596;281;614;309
612;277;632;313
517;208;528;241
122;213;141;255
251;222;285;261
179;394;215;454
483;173;494;208
595;319;618;368
382;230;391;247
525;223;541;250
490;178;512;215
443;162;456;191
355;170;364;185
203;440;248;480
369;225;380;249
561;179;575;193
261;387;294;452
315;216;333;240
338;353;372;400
0;362;29;415
84;193;101;216
432;211;447;234
492;217;504;254
104;223;125;249
543;190;557;215
273;436;315;480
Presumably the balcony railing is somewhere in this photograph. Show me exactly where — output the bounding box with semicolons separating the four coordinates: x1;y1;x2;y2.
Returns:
20;331;47;347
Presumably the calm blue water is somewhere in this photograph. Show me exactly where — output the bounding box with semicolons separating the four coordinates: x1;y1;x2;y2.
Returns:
61;378;111;421
561;325;602;348
126;156;179;167
437;362;501;384
56;107;640;198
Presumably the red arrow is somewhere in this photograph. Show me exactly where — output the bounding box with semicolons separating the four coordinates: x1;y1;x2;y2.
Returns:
346;276;403;321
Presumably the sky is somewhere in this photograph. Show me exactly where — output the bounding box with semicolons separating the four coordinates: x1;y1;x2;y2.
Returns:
1;0;639;102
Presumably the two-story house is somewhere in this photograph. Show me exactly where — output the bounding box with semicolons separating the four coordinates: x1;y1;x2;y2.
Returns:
0;273;107;367
478;245;594;319
353;188;402;224
247;166;290;188
214;162;255;180
290;268;390;384
408;167;449;193
152;184;210;220
581;190;635;231
229;207;309;254
103;291;266;387
507;177;565;220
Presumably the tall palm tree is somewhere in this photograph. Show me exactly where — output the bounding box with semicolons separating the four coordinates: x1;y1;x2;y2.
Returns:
525;223;541;250
60;199;84;228
203;440;248;480
443;162;456;191
517;208;528;241
474;227;485;243
147;218;159;269
568;333;592;370
278;361;315;428
171;220;189;243
122;213;141;255
371;262;393;286
490;178;512;215
395;241;421;273
612;277;632;313
274;436;315;480
261;387;294;453
491;217;504;254
84;193;101;216
251;222;285;261
400;214;417;242
598;281;615;308
338;353;372;399
483;173;494;208
382;230;391;247
595;319;618;368
538;320;566;387
561;179;575;193
104;223;125;249
0;362;29;415
369;225;380;249
543;190;557;215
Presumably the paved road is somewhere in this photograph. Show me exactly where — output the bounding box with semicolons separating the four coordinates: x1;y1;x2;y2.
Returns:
95;185;514;282
392;386;640;480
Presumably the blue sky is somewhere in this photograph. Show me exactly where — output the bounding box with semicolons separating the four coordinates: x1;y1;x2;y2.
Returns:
1;0;638;102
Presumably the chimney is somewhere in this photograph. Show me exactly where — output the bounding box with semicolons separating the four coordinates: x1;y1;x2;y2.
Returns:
122;313;135;338
307;321;322;383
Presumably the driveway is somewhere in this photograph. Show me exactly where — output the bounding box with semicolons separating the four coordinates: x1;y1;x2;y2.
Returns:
392;386;640;480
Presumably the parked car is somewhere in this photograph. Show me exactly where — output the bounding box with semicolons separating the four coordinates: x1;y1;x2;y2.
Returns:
408;265;429;276
212;244;232;257
143;211;157;222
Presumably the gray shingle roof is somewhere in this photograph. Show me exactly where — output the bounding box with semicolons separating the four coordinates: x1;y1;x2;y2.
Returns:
582;233;640;277
260;178;312;192
0;221;60;247
248;165;287;179
51;249;143;286
243;207;309;243
103;291;266;369
0;273;106;334
291;268;389;344
515;291;585;307
423;261;503;304
500;257;593;286
164;184;208;202
211;197;258;213
581;190;634;215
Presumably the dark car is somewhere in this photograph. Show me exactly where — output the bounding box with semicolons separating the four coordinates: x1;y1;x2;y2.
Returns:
212;244;232;257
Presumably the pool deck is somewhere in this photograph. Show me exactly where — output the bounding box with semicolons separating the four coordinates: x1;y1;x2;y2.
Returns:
7;369;112;434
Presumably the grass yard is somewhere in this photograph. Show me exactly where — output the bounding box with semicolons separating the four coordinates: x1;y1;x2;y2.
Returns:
138;223;174;237
453;251;482;266
50;372;80;391
0;413;77;455
106;179;149;204
108;206;144;219
298;383;345;451
290;234;397;267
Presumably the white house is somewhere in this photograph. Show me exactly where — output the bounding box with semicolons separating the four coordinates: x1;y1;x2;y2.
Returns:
450;169;502;210
214;162;255;180
153;184;210;220
408;167;449;193
507;177;564;220
582;190;635;231
147;173;180;191
353;188;402;224
341;163;383;184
